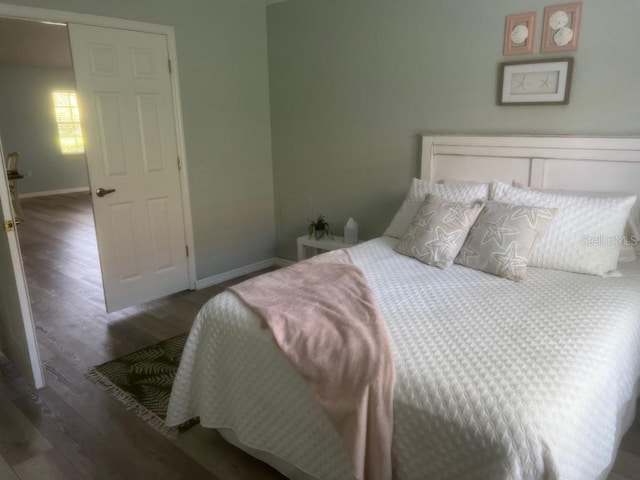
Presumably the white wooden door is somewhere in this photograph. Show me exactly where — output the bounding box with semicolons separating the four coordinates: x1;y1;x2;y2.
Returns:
0;144;44;388
68;24;189;312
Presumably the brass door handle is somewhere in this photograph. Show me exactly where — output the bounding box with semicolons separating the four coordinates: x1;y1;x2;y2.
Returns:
96;188;116;197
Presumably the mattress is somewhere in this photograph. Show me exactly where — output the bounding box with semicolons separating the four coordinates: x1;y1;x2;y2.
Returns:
166;237;640;480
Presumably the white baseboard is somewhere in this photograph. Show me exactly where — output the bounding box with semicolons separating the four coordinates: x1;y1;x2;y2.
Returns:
275;257;295;267
195;258;276;290
20;187;90;199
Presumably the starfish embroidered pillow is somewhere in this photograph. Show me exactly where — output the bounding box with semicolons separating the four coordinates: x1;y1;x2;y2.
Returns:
384;178;490;238
455;202;557;281
395;195;484;269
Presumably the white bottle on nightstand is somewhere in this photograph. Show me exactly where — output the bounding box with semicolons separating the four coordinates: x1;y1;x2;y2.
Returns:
344;217;358;245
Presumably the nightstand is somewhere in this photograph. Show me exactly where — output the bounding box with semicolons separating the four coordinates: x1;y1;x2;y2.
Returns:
297;235;352;261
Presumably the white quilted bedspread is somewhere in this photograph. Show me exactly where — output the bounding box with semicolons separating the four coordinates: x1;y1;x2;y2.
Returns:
167;237;640;480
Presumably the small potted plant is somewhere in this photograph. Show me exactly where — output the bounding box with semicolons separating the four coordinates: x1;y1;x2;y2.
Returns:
308;214;333;240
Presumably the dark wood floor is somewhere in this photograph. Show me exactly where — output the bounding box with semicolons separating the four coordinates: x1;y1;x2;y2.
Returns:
0;192;638;479
0;192;283;480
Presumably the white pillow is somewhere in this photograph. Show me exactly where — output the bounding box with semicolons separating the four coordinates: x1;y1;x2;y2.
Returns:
511;181;640;248
441;178;496;198
619;245;637;263
384;178;490;238
493;181;636;275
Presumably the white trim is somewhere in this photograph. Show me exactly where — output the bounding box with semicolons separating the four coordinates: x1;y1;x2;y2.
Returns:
529;158;546;189
275;257;295;267
421;134;640;183
0;3;174;33
195;258;276;290
421;134;640;203
424;134;640;163
0;2;197;289
426;134;640;150
419;136;434;183
433;145;640;163
19;187;90;199
165;33;197;290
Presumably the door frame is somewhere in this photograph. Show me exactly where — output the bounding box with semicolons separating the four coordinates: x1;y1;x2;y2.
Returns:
0;2;197;289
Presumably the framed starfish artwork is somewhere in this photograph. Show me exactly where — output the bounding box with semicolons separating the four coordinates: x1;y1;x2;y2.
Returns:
498;58;573;105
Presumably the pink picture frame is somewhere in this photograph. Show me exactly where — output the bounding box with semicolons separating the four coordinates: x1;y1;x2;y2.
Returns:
541;2;582;53
503;11;536;56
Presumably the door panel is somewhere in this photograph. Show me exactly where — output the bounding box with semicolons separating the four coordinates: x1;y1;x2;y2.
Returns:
137;95;165;172
147;197;173;271
69;24;189;312
96;94;128;175
110;201;140;281
131;48;156;78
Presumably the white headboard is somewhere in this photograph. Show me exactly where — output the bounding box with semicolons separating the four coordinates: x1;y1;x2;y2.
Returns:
421;134;640;196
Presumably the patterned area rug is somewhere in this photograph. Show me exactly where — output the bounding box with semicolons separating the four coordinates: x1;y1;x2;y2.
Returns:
86;333;198;438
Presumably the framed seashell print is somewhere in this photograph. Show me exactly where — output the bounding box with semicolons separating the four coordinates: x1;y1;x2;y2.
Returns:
541;2;582;52
503;11;536;56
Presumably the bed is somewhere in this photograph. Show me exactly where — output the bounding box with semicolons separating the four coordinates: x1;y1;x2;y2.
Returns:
167;135;640;480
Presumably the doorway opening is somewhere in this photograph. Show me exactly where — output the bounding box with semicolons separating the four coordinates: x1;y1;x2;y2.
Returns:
0;5;196;394
0;17;106;313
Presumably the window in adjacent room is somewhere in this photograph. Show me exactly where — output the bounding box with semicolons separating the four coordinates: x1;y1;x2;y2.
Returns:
52;91;84;155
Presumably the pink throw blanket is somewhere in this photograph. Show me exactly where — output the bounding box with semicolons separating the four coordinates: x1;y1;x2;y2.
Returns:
229;249;394;480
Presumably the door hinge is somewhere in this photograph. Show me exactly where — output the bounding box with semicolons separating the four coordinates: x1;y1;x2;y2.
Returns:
168;58;172;73
185;245;189;257
177;155;181;171
3;220;14;232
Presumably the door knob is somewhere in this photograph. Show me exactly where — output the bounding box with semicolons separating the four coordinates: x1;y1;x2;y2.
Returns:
96;187;116;197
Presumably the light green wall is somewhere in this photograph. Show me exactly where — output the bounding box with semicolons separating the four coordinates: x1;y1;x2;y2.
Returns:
6;0;639;273
0;66;89;194
2;0;275;280
267;0;640;260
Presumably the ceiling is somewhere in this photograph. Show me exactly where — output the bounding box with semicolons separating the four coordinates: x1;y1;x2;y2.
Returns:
0;17;72;68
